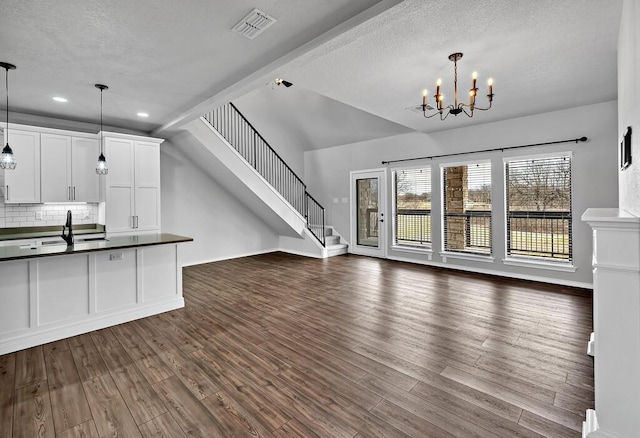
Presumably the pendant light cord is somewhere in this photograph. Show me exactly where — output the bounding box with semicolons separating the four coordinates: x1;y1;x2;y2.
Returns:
4;66;8;145
100;87;103;154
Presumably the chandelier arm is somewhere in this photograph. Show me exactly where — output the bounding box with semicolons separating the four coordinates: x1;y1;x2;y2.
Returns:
461;107;473;118
422;111;441;119
472;99;493;111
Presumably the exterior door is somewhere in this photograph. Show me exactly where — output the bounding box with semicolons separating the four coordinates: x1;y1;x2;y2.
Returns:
350;169;387;257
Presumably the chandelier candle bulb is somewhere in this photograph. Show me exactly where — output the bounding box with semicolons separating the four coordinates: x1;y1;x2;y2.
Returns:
422;89;427;106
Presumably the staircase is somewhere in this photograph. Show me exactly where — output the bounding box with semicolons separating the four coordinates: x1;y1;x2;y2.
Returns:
189;102;347;258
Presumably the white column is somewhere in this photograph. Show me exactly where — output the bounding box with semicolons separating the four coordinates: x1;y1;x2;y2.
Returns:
582;208;640;438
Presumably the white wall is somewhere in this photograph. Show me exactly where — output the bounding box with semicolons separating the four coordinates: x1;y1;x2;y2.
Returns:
305;101;618;287
233;95;307;179
160;138;280;266
618;0;640;216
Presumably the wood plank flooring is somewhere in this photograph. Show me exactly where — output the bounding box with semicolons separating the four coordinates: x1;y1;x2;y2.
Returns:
1;252;593;437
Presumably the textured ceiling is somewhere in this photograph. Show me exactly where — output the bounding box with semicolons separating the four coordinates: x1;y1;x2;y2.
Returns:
234;85;413;150
276;0;623;134
0;0;392;133
0;0;625;143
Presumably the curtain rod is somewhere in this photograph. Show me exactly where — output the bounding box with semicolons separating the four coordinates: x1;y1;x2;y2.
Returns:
381;136;588;165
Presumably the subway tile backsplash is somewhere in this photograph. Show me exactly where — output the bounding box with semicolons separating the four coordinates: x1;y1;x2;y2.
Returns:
2;203;99;227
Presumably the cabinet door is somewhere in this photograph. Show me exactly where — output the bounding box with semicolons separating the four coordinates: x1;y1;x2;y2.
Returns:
41;133;72;202
105;138;135;232
134;141;160;231
4;130;41;204
71;137;100;202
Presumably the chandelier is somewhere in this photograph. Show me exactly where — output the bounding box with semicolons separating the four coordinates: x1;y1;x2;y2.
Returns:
422;52;494;120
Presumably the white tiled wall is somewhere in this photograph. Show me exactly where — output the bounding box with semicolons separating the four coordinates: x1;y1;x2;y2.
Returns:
0;171;98;228
2;203;99;227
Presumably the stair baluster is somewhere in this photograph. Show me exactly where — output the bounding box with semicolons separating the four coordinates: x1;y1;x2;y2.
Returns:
204;103;326;246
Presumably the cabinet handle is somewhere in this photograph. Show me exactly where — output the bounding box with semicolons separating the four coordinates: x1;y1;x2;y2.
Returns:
5;185;8;201
73;186;76;201
135;216;139;228
68;186;71;201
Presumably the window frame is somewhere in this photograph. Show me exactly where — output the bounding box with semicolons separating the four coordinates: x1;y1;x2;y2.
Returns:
391;165;433;253
440;159;493;259
502;152;575;270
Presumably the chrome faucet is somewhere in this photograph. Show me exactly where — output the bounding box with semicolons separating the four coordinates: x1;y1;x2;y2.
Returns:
61;210;74;246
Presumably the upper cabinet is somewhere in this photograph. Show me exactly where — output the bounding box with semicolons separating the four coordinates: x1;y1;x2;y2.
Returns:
3;129;41;204
41;133;100;202
105;134;163;235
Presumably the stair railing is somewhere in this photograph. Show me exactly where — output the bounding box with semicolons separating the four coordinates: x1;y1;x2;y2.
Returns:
203;102;325;246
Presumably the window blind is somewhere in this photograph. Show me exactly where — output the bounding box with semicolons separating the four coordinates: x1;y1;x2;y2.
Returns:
505;155;572;261
442;162;492;255
393;168;431;248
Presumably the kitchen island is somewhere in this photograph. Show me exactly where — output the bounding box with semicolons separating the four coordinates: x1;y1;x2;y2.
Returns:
0;233;192;355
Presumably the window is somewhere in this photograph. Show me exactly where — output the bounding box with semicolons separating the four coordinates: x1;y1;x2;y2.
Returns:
393;168;431;248
505;154;572;262
442;162;492;255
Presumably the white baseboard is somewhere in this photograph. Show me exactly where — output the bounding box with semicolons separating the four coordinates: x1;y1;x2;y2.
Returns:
0;298;184;356
279;247;326;259
182;247;280;266
386;254;593;289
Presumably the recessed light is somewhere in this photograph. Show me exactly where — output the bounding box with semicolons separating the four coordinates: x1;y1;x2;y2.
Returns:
52;96;68;103
137;112;149;118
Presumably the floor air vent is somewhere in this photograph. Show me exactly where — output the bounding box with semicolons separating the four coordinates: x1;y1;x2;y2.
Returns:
232;8;277;39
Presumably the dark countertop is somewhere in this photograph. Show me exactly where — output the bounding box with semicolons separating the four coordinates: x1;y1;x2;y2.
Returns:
0;224;105;241
0;233;193;262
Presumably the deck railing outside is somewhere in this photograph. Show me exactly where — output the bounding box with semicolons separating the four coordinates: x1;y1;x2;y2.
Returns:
365;208;571;259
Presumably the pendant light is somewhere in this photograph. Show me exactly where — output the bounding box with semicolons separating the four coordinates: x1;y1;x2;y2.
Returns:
95;84;108;175
0;62;17;170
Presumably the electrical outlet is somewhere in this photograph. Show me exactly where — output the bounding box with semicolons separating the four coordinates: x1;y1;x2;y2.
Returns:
35;212;43;221
83;211;90;219
109;252;123;261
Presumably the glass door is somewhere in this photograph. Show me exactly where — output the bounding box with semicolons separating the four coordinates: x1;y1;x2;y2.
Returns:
350;169;386;257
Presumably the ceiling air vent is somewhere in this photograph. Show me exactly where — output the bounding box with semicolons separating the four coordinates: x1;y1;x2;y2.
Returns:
232;8;277;40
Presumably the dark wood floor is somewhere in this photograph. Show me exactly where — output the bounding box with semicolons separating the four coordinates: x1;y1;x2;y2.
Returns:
0;252;593;437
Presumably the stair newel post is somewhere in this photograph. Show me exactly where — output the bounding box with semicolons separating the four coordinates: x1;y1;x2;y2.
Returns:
321;207;326;246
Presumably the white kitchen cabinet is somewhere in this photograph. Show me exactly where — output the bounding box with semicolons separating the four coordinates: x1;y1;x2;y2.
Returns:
72;137;100;202
105;134;163;234
41;134;100;202
3;129;41;204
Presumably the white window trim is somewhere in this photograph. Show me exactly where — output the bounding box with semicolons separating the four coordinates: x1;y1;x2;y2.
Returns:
501;150;572;163
440;251;495;263
503;256;577;272
440;158;492;169
440;160;493;258
392;166;432;253
392;244;433;256
503;152;573;264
